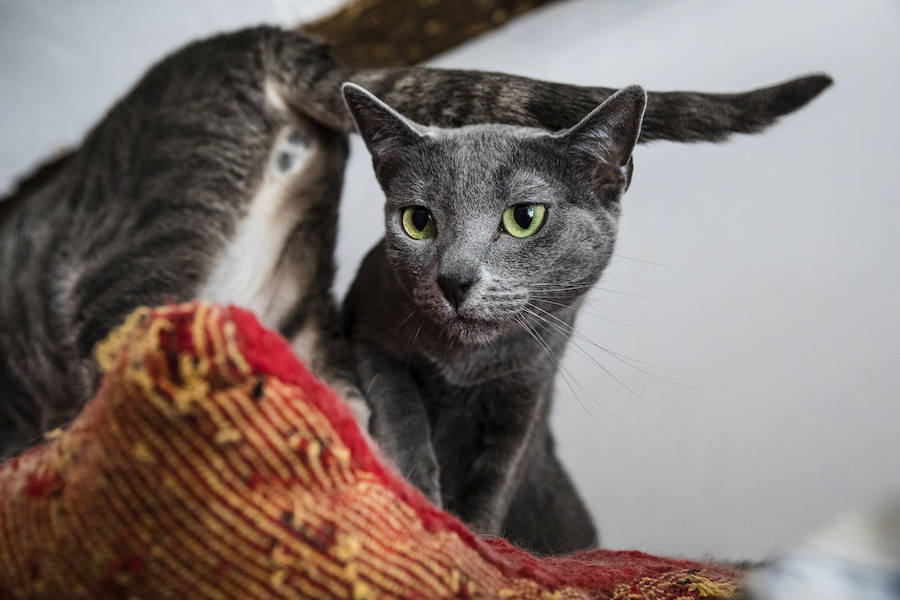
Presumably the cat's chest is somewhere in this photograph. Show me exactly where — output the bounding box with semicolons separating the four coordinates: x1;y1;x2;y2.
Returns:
415;334;551;387
419;373;551;486
415;366;550;436
422;381;499;458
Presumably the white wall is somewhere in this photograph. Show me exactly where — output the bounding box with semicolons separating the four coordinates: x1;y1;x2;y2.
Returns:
0;0;344;191
2;0;898;561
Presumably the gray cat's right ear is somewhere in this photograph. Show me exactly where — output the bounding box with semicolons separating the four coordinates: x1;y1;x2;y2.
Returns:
342;82;424;162
557;85;647;192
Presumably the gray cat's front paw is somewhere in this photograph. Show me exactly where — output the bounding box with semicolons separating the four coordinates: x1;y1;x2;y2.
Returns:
327;377;371;431
406;456;442;508
468;514;500;537
343;388;371;432
416;474;443;508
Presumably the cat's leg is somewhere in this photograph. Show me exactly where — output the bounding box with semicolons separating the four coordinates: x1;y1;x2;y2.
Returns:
353;342;442;506
311;327;371;430
501;431;598;556
283;298;371;430
440;382;546;537
319;373;370;429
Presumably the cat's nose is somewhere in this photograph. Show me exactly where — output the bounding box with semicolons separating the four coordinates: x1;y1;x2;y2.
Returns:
437;274;475;310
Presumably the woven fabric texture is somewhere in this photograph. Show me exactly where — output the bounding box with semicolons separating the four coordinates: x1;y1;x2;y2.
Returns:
0;302;741;599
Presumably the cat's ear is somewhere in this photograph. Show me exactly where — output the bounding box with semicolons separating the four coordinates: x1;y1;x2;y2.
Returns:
556;85;647;195
342;82;425;163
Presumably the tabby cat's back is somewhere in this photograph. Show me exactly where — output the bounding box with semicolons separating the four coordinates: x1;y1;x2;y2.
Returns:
0;29;351;457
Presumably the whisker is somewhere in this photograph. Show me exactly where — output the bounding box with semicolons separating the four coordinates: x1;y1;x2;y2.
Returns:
591;286;651;299
599;264;648;284
513;314;614;430
522;306;645;403
363;373;380;403
392;308;418;333
437;331;457;362
530;280;651;299
533;297;626;325
527;302;678;386
529;282;596;290
405;318;424;368
531;290;618;307
613;253;669;266
529;288;601;298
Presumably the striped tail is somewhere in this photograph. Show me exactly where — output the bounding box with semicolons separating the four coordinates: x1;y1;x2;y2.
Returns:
278;30;831;143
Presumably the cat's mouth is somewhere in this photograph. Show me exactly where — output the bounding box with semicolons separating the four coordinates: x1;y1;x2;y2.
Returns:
413;287;521;344
442;314;515;346
445;317;499;345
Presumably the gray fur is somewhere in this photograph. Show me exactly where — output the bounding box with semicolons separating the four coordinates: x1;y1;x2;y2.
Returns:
0;24;830;464
343;84;646;555
341;72;830;556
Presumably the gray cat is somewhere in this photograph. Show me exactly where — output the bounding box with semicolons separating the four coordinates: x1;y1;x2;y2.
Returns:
0;23;830;465
341;74;830;556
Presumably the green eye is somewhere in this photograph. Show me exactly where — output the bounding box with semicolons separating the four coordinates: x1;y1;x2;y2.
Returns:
401;206;436;240
501;204;547;238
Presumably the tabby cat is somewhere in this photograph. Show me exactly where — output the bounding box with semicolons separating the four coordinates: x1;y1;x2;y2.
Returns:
0;24;830;471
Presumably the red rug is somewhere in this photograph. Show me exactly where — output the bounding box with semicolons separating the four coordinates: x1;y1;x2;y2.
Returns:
0;302;741;599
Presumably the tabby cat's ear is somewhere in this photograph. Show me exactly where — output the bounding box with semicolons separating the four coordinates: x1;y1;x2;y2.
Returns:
342;83;425;163
556;85;647;194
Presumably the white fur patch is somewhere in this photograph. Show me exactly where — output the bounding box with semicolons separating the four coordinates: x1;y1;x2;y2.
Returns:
289;321;320;367
264;78;289;113
198;125;316;332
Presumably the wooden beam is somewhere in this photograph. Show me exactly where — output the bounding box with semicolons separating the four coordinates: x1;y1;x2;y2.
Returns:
303;0;561;68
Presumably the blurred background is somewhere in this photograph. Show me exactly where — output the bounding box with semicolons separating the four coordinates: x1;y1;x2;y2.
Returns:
1;0;898;561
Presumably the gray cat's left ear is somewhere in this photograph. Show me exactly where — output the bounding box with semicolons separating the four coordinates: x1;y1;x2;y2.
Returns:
342;82;425;163
557;85;647;191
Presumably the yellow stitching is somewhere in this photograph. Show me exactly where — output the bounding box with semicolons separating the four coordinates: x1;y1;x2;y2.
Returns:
352;580;373;599
223;319;252;375
132;441;155;464
94;306;151;371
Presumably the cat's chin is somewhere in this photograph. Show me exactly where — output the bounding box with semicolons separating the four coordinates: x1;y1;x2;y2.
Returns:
442;317;505;346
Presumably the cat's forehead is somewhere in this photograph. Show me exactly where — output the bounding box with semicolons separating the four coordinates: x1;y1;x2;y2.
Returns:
416;123;557;178
422;122;547;140
387;123;566;208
